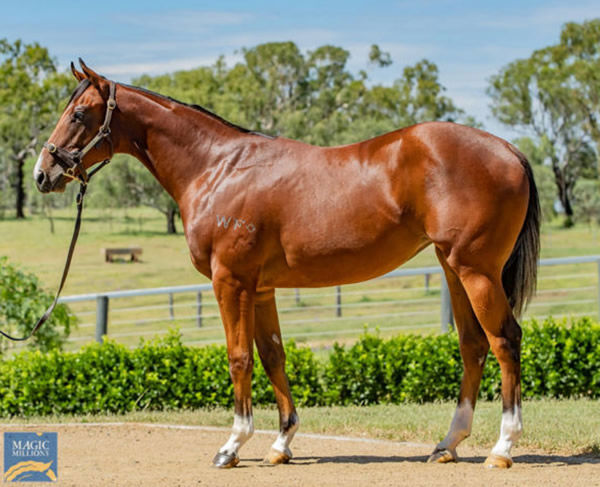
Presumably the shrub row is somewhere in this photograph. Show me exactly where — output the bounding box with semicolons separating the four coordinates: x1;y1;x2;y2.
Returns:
0;318;598;416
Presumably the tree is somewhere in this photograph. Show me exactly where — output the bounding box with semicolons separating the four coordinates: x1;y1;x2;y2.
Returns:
0;39;73;218
488;20;600;225
558;20;600;165
368;44;392;67
573;179;600;226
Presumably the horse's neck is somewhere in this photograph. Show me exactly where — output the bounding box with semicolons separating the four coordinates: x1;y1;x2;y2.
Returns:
115;86;246;202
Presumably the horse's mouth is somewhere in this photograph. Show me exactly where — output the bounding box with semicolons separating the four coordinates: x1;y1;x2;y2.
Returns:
42;175;68;193
51;176;68;193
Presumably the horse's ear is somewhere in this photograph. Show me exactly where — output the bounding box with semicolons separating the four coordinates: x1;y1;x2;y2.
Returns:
70;62;85;82
79;58;100;79
79;58;108;97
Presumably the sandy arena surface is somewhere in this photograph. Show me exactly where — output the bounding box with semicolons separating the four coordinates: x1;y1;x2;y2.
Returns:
0;423;598;486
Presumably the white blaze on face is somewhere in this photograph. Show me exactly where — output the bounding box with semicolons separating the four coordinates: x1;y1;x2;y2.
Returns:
33;151;44;181
219;413;254;456
436;399;473;451
491;404;523;459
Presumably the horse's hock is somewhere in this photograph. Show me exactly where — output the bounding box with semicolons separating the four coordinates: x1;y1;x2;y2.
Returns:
103;247;142;262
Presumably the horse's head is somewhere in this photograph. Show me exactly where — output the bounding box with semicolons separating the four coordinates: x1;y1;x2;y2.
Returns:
34;60;116;193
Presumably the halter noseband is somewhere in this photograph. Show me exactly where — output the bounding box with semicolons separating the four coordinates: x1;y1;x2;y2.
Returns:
43;81;117;185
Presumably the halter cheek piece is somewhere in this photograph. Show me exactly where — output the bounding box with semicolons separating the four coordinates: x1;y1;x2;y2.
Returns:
43;81;117;185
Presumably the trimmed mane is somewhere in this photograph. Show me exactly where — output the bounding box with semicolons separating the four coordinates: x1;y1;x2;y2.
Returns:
123;83;276;139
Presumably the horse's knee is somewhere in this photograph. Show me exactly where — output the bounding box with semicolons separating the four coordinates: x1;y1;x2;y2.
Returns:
228;351;254;378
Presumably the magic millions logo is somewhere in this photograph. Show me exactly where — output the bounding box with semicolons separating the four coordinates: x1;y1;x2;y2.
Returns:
3;433;57;482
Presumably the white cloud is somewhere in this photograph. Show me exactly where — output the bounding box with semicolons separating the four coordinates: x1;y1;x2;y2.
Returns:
113;10;254;31
97;52;244;79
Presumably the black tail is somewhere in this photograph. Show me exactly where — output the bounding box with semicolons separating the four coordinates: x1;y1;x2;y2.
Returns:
502;149;541;318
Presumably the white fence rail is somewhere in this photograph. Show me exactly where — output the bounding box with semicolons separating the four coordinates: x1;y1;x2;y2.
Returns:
55;255;600;346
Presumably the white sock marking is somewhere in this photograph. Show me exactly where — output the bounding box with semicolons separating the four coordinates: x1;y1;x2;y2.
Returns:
219;413;254;456
436;399;473;452
271;414;299;456
491;404;522;459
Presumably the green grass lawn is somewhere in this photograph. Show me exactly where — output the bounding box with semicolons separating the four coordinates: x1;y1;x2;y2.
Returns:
3;399;598;455
1;207;600;349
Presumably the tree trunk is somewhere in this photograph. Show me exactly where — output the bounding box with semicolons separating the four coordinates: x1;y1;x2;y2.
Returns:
166;206;177;234
15;158;26;219
551;158;574;226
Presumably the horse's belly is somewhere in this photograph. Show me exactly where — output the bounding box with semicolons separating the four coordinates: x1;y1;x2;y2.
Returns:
260;225;430;288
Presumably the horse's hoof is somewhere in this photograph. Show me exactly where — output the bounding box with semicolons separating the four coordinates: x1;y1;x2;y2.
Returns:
212;452;240;468
427;448;457;464
264;448;291;465
484;454;513;469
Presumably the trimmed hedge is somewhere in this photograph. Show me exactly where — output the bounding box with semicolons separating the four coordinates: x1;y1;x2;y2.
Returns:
0;318;598;416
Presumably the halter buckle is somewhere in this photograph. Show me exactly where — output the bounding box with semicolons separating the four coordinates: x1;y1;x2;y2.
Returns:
47;143;57;154
64;167;77;180
107;99;116;110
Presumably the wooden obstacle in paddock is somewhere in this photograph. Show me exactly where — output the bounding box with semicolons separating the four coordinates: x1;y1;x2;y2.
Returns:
102;247;142;262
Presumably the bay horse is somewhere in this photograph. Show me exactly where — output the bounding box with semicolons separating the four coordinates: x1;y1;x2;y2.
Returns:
34;61;540;469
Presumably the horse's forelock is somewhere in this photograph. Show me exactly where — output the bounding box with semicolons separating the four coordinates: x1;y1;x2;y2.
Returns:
65;79;91;108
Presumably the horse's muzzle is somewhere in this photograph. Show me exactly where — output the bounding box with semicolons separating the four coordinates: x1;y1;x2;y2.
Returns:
35;169;52;193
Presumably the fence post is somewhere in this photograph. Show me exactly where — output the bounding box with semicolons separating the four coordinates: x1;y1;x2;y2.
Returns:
168;293;174;320
440;275;454;332
96;295;109;343
336;286;342;317
196;291;203;328
425;273;430;294
295;288;300;306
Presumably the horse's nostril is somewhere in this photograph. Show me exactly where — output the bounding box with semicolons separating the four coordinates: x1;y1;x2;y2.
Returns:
36;171;46;186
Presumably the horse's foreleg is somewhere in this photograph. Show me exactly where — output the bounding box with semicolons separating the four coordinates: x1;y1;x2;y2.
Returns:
458;269;523;469
212;272;256;468
254;290;299;465
429;252;490;464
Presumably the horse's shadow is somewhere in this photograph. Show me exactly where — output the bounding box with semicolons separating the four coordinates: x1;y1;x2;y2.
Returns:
281;453;600;466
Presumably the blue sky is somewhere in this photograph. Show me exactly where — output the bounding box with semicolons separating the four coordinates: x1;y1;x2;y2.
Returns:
3;0;600;139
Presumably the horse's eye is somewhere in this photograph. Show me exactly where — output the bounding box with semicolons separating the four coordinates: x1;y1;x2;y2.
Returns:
72;111;85;122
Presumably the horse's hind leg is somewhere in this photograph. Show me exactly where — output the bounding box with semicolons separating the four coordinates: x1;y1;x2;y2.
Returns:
449;259;523;468
254;290;299;465
429;248;490;464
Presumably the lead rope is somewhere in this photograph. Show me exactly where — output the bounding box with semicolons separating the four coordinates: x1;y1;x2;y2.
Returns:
0;158;110;342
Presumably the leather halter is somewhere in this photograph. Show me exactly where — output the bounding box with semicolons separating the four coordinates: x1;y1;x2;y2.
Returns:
43;81;117;185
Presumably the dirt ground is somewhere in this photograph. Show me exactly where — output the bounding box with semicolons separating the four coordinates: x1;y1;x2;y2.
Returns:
0;423;597;486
